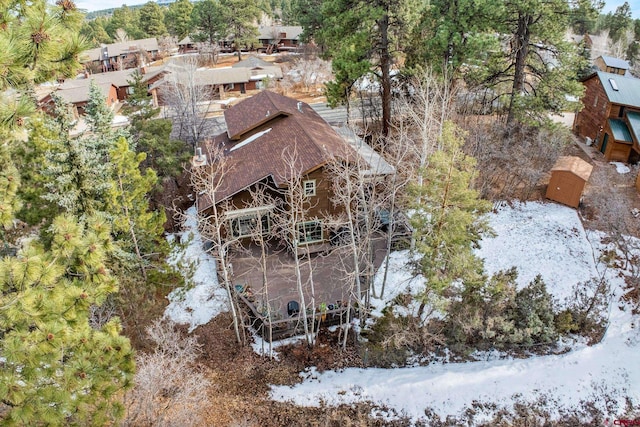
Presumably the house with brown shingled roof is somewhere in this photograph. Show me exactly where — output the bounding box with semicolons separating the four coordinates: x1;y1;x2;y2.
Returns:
193;90;393;249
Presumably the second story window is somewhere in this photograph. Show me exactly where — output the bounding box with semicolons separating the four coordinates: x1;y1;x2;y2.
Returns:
303;179;316;197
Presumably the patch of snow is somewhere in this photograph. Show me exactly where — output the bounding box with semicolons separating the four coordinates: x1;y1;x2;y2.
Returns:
476;201;599;302
270;201;640;423
229;128;272;152
112;115;129;126
251;332;310;360
164;206;228;332
610;162;631;174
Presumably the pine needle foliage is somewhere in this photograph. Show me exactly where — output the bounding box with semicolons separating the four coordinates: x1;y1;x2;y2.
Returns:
408;121;491;296
0;214;135;425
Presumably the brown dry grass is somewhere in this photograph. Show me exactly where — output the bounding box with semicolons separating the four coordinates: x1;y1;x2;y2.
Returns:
186;314;415;426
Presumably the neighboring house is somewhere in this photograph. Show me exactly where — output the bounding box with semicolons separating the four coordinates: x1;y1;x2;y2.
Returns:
257;26;303;53
573;71;640;162
82;38;159;72
39;81;117;118
177;36;197;54
594;55;631;76
231;56;284;82
193;90;393;249
150;62;282;105
38;66;165;118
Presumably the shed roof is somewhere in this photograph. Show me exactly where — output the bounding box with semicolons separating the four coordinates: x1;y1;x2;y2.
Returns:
52;81;115;104
152;67;252;91
596;71;640;108
55;67;163;93
599;55;630;70
609;118;633;143
550;156;593;181
628;111;640;141
232;56;273;69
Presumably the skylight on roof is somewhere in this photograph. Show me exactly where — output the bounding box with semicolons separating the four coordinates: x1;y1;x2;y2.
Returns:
229;128;272;152
609;78;619;91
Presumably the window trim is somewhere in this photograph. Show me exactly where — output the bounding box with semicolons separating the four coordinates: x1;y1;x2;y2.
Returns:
303;179;316;197
297;220;323;245
226;205;274;239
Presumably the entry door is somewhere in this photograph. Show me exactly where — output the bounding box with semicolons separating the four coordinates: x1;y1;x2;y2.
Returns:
600;133;609;154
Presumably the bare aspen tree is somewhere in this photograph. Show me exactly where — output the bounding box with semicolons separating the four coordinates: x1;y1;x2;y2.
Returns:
245;185;279;356
393;69;453;173
190;142;244;344
197;41;221;66
162;56;216;147
123;320;210;427
271;143;319;346
372;129;414;299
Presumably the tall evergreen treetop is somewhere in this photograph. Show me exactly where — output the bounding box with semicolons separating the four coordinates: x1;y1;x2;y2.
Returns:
409;121;491;295
139;1;167;38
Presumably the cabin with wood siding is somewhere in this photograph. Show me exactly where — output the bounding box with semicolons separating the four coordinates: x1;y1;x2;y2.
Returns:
192;91;393;250
573;71;640;163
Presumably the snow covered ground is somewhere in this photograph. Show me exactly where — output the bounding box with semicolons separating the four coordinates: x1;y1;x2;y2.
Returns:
271;201;640;423
164;202;639;423
164;206;229;332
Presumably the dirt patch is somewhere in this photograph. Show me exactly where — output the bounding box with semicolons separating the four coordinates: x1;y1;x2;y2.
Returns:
572;141;640;237
191;315;403;426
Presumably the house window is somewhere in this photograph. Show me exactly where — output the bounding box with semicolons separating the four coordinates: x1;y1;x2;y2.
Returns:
593;95;598;108
297;221;322;244
231;214;270;238
228;208;272;238
303;180;316;197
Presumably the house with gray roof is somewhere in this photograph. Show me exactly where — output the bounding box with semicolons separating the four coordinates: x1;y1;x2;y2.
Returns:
257;26;303;53
82;38;159;72
594;55;631;77
150;61;282;105
573;71;640;162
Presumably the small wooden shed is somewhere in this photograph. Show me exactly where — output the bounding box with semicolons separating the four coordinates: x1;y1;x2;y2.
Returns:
546;156;593;208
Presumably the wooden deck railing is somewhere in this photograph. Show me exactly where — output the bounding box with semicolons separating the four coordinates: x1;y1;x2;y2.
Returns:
234;289;352;342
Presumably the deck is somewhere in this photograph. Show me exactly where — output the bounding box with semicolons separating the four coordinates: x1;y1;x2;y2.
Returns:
225;234;394;340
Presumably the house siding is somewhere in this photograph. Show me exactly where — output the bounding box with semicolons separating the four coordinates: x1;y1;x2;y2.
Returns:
574;76;609;142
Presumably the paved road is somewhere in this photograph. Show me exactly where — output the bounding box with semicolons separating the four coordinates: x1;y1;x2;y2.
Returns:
192;99;377;140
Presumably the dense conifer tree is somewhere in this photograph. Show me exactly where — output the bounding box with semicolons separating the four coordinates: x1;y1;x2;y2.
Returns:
0;215;135;425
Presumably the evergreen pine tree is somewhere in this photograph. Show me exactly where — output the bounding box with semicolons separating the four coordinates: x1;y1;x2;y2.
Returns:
42;95;111;218
85;80;115;136
165;0;194;39
108;137;166;279
0;214;135;425
408;121;491;295
139;1;167;38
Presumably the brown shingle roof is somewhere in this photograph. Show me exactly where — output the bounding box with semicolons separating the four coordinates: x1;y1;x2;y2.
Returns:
197;91;356;211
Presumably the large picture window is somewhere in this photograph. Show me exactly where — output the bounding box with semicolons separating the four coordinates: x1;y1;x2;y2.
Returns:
231;214;270;238
226;206;273;238
297;221;322;244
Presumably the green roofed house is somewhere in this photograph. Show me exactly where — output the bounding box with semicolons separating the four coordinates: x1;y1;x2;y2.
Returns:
573;71;640;163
